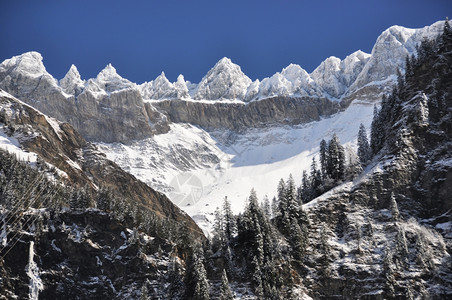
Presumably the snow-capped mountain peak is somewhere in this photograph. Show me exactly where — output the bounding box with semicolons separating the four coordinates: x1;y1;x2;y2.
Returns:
96;63;120;81
174;74;189;99
59;64;85;95
349;21;443;92
0;51;47;79
281;63;311;85
94;63;134;93
154;71;170;84
194;57;252;100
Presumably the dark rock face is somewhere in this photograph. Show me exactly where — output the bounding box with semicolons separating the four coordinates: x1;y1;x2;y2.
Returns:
0;210;175;299
152;96;340;131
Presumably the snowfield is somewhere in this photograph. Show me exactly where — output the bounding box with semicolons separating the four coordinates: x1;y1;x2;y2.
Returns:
97;99;376;232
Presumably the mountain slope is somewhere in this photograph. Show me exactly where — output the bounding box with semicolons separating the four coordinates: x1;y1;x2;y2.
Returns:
0;89;201;236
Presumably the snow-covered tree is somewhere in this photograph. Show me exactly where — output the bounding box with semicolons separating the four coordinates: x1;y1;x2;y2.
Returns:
310;157;322;197
261;195;271;219
167;248;185;299
300;170;313;203
345;150;362;181
212;207;225;249
440;17;452;52
370;104;383;155
415;93;429;126
276;178;286;217
285;175;298;220
219;269;234;300
289;216;306;261
222;196;236;242
327;134;345;182
186;245;210;300
357;123;371;166
319;139;328;177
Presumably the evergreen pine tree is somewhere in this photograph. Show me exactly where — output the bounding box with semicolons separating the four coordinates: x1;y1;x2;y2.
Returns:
271;196;278;220
370;104;381;154
219;269;234;300
276;178;286;218
239;189;279;298
289;216;306;261
440;17;452;52
212;207;225;249
261;195;271;219
357;123;371;166
310;157;322;197
319;139;328;177
222;196;236;242
252;255;264;299
301;170;312;203
186;245;210;300
327;134;346;182
167;248;185;299
285;174;299;221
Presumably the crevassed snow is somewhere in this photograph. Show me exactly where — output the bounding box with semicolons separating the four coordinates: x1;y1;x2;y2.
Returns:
99;99;376;232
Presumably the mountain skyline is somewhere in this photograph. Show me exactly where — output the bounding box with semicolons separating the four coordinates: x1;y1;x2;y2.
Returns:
1;0;450;84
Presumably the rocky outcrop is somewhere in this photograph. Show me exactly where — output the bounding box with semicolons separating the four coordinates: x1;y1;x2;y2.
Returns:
0;53;168;143
151;96;340;131
0;209;177;299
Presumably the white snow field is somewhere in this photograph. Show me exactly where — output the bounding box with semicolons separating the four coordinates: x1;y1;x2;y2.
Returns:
97;99;375;232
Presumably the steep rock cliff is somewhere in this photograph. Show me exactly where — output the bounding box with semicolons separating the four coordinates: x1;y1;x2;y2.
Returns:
0;90;200;235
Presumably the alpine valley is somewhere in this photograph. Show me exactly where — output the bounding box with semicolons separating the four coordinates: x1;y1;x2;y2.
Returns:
0;19;451;299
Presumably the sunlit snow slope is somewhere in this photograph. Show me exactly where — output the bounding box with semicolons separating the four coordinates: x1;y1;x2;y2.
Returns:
97;98;375;231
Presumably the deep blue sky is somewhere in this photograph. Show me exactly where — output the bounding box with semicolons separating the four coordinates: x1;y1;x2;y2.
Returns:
1;0;450;83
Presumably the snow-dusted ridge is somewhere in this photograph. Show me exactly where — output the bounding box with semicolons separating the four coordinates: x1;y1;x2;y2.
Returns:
0;20;443;103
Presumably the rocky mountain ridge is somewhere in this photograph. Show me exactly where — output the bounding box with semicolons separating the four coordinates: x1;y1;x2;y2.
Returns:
0;21;443;143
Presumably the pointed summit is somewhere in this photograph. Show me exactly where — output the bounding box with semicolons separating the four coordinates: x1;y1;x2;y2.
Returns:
281;63;311;85
60;64;85;95
194;57;252;100
62;64;82;82
94;63;134;93
153;71;173;90
97;63;119;80
216;57;233;66
155;71;168;81
174;74;189;99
